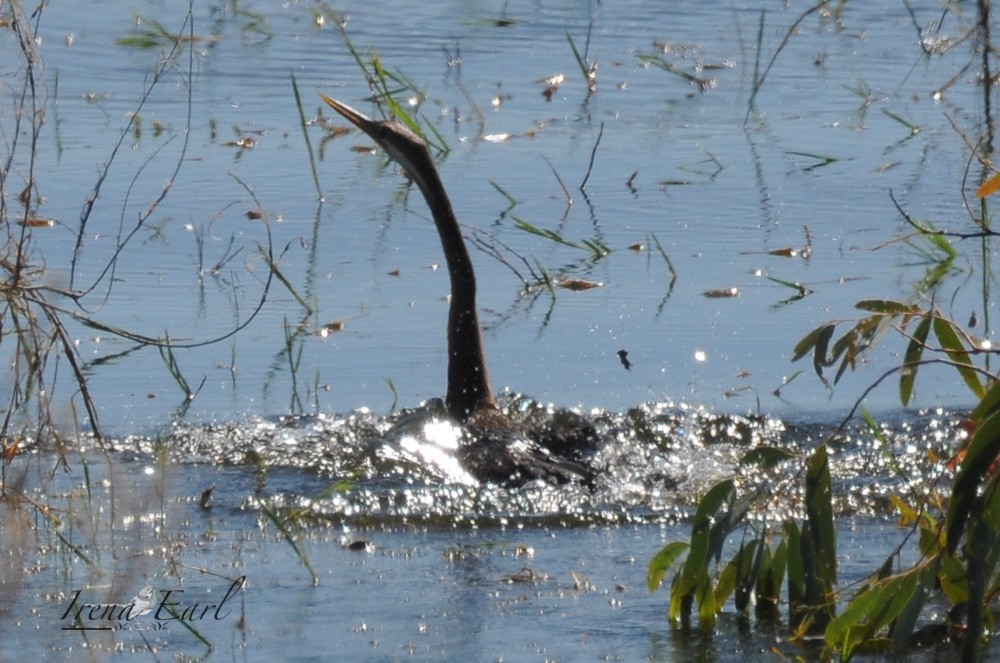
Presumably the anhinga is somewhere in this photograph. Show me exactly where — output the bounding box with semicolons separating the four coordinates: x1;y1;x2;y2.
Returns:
321;95;500;423
322;95;595;484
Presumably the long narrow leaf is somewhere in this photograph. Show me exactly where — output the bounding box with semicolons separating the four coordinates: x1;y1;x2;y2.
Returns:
889;565;934;657
756;539;785;618
855;299;917;315
900;316;931;406
805;445;837;586
946;410;1000;552
261;505;319;585
971;378;1000;423
678;480;735;597
791;323;835;362
933;316;985;398
647;541;689;591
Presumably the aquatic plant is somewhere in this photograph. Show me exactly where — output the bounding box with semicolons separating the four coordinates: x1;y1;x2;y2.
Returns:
0;0;282;610
649;3;1000;660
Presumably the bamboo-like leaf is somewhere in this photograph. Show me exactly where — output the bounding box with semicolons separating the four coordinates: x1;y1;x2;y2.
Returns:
791;323;835;362
933;316;985;398
924;230;958;258
677;480;735;597
946;410;1000;553
669;570;688;622
900;316;931;406
805;446;837;587
756;539;785;618
855;299;917;315
876;554;895;581
824;580;888;651
784;520;806;630
696;572;718;624
714;557;739;611
812;324;836;380
833;316;879;384
917;517;945;558
647;541;689;591
826;571;918;656
735;537;766;614
971;378;1000;423
889;566;934;657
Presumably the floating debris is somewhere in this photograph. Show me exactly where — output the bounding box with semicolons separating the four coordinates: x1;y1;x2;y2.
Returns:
19;217;57;228
703;287;739;298
537;73;566;101
559;278;602;291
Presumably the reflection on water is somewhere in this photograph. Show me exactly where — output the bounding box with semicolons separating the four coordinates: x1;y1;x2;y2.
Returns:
0;405;974;660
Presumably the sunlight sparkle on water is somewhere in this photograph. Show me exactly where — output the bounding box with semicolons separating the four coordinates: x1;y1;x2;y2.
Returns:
398;419;477;485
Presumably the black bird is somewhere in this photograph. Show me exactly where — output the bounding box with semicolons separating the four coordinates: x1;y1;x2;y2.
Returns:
322;96;597;485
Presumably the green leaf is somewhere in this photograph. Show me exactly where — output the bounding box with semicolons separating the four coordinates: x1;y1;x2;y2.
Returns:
678;480;735;597
826;571;918;656
811;324;836;382
900;316;930;406
724;538;759;614
696;573;717;624
791;323;835;362
714;555;739;610
925;230;958;258
933;316;985;399
917;519;945;558
947;410;1000;553
647;541;689;591
260;504;319;585
855;299;918;315
833;316;880;384
805;446;837;587
513;216;584;250
756;539;785;618
972;379;1000;423
668;570;685;622
889;565;934;657
825;580;887;650
785;520;805;622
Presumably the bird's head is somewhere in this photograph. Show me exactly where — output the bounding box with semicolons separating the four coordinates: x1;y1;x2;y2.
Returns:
321;95;438;192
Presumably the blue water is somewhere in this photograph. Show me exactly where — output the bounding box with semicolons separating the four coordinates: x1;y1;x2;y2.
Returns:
7;0;989;433
0;452;928;662
2;1;998;660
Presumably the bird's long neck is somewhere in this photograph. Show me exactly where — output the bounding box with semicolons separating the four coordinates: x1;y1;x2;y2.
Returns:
413;166;497;422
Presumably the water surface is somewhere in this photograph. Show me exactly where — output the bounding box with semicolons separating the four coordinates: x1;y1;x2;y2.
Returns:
12;0;991;428
2;1;997;660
